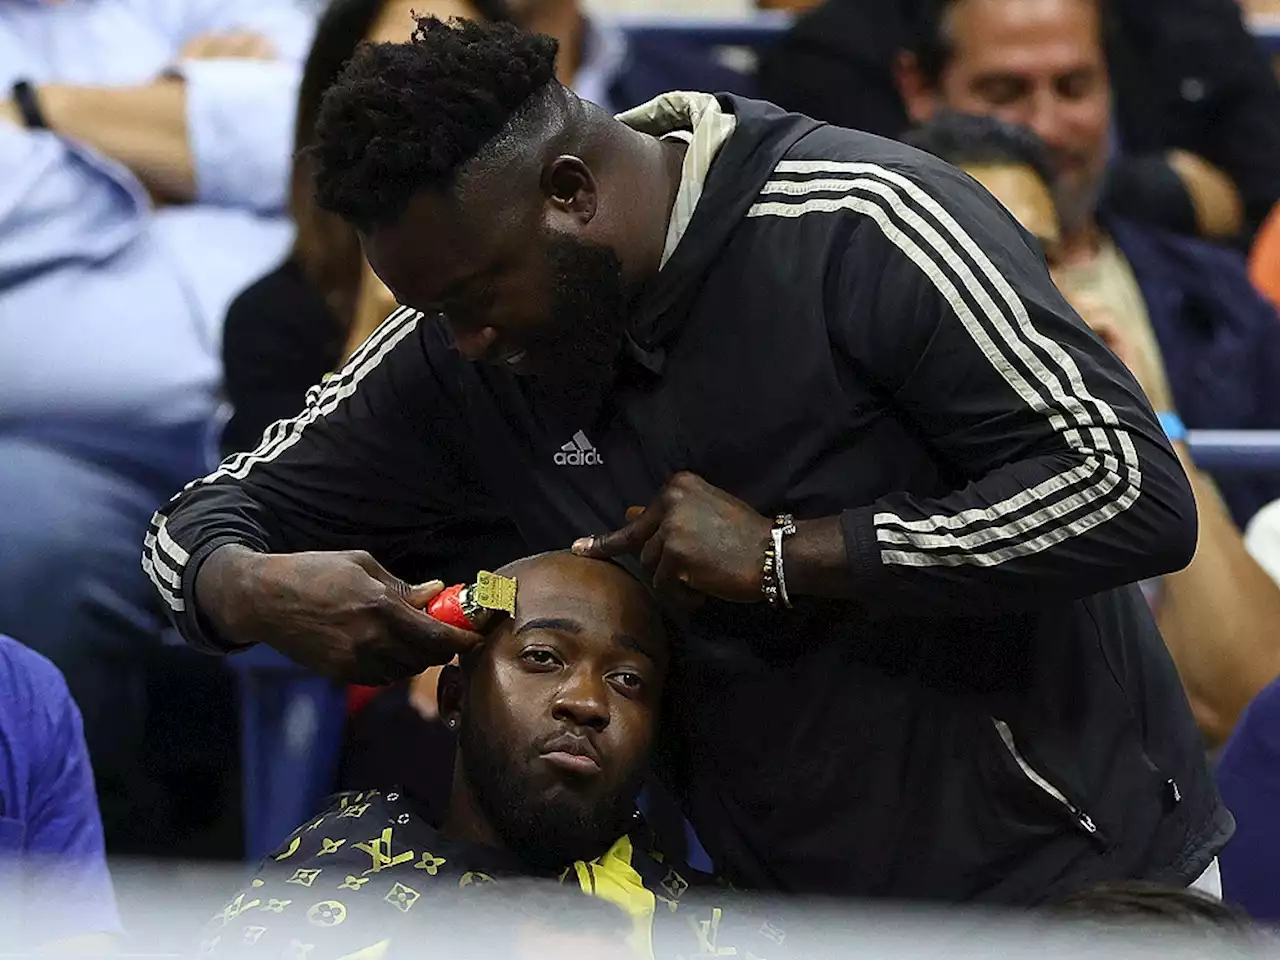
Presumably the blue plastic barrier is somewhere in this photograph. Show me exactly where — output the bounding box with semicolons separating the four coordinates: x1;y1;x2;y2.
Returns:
1254;20;1280;56
228;645;347;862
1187;431;1280;473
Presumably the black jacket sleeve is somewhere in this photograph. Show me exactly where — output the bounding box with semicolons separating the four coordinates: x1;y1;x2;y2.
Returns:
828;160;1198;614
142;308;504;653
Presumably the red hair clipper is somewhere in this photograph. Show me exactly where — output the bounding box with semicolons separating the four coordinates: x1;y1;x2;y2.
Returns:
425;571;517;630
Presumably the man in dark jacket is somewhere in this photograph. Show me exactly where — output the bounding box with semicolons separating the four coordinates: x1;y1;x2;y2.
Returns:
893;0;1280;526
144;17;1229;903
759;0;1280;241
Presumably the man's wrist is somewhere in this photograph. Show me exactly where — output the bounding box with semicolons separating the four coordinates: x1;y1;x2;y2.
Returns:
195;543;267;640
11;80;47;129
779;515;856;601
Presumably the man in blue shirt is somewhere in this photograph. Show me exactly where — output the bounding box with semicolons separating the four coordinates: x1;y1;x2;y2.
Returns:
0;634;120;951
0;0;313;849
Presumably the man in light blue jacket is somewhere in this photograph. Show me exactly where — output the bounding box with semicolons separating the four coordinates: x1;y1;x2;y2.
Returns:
0;0;313;850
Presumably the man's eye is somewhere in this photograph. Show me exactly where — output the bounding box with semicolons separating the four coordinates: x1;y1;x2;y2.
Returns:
610;671;644;691
521;649;560;667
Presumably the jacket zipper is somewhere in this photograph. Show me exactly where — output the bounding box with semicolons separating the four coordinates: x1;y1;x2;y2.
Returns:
992;719;1100;838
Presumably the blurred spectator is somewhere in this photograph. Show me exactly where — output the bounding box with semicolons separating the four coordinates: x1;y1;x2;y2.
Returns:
906;113;1280;745
1054;880;1258;936
0;635;120;952
1216;494;1280;921
1247;203;1280;308
759;0;1280;241
756;0;914;140
0;0;313;852
1217;676;1280;922
501;0;753;115
1244;499;1280;581
894;0;1280;527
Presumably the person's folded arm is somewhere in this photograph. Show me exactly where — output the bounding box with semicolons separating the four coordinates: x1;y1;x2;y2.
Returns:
787;162;1198;615
152;0;315;63
0;124;149;285
14;0;311;209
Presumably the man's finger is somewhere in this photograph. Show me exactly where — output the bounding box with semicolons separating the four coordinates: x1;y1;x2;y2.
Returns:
651;551;701;608
573;507;662;559
405;580;446;609
383;598;483;655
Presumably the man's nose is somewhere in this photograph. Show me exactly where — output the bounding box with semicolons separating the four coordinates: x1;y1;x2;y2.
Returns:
551;667;610;732
450;324;498;362
1026;91;1068;152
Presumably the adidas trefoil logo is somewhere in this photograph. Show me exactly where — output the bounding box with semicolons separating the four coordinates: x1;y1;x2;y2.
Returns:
554;430;604;467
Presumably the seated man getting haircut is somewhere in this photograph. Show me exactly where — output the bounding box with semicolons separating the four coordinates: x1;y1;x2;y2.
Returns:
204;552;779;960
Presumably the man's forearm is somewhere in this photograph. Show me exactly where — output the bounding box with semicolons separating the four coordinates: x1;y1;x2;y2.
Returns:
37;81;195;203
1158;445;1280;744
194;543;267;645
786;516;857;600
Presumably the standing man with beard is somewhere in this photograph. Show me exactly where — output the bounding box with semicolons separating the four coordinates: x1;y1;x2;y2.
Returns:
147;17;1229;903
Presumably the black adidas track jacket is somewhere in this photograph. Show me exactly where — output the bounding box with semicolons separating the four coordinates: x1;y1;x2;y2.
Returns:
144;96;1230;902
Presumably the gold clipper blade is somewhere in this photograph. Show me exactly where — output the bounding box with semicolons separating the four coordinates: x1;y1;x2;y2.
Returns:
472;571;517;617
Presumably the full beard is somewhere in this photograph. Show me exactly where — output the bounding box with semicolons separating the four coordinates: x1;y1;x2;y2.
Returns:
458;716;641;872
521;233;629;422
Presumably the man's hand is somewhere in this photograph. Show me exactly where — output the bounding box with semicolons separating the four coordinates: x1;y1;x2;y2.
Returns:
179;32;277;61
572;472;772;603
196;545;482;684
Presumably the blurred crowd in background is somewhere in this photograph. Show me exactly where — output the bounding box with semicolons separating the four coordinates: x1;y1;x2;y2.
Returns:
5;0;1280;954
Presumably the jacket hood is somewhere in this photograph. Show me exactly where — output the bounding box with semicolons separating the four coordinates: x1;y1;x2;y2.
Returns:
625;95;824;372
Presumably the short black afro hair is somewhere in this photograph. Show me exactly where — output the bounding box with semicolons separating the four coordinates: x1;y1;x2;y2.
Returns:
309;15;560;231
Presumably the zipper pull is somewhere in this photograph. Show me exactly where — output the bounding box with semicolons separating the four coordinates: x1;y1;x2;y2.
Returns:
1073;809;1098;835
1166;778;1182;806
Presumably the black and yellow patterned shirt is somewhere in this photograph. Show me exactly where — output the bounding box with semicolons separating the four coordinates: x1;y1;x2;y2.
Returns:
200;790;793;960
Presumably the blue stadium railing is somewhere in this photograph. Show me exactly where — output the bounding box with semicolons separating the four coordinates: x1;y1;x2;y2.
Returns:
231;432;1280;861
613;12;1280;58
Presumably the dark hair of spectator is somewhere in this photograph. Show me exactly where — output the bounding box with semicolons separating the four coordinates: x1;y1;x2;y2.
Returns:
907;0;1111;85
289;0;512;327
1054;881;1257;937
908;0;959;86
902;111;1058;194
309;16;562;231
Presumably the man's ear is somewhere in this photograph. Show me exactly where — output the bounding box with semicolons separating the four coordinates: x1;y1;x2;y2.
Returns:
437;663;464;727
894;51;940;125
541;155;598;224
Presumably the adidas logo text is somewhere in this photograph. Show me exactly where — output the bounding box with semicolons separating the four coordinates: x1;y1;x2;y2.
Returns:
555;430;604;466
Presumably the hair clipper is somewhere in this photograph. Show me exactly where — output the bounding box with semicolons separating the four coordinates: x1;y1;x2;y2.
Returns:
424;570;517;631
